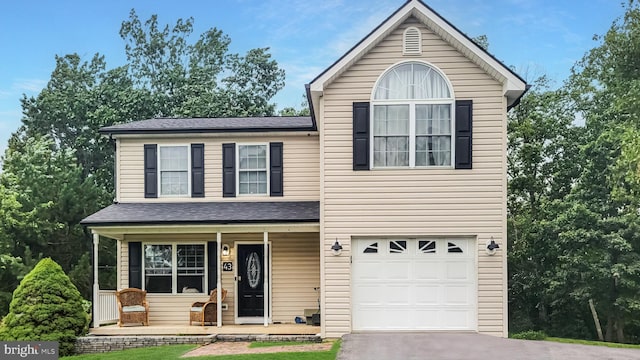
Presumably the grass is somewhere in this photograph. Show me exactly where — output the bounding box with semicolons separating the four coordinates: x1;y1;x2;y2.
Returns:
248;341;317;348
546;337;640;349
61;345;197;360
62;340;341;360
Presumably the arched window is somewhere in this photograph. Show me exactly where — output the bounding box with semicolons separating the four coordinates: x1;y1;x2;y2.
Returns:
372;62;453;167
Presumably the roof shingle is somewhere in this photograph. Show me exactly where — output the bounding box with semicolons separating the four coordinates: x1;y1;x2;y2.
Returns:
80;201;319;226
99;116;314;134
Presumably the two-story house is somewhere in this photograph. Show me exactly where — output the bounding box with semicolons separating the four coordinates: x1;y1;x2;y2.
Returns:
82;0;527;338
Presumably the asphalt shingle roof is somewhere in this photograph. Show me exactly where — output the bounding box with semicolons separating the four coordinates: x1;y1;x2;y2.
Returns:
99;116;315;134
80;201;320;226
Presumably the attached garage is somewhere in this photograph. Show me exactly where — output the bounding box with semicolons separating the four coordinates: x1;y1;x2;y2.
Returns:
352;238;477;331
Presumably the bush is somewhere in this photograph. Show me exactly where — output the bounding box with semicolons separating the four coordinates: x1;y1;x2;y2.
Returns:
511;330;548;340
0;258;89;356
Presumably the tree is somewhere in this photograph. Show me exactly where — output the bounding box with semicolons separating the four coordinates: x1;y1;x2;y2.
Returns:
471;34;489;51
278;94;311;116
0;186;30;315
119;9;285;118
0;136;100;302
20;54;153;198
507;76;585;335
550;1;640;342
5;10;289;310
0;258;89;356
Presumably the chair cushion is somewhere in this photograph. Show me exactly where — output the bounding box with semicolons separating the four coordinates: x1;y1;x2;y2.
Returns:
122;305;146;313
190;307;204;312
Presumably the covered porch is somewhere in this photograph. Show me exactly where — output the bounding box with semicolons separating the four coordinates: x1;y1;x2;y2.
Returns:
89;323;321;336
81;201;321;335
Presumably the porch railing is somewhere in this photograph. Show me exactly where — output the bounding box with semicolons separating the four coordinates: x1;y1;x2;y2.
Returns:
95;290;118;326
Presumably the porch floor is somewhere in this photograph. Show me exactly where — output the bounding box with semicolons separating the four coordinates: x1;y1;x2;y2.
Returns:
90;323;321;336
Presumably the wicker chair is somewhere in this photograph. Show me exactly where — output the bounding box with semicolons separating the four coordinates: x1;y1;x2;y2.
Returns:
116;288;149;327
189;288;227;326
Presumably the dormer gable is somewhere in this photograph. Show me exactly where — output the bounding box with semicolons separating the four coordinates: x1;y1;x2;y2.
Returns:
307;0;527;123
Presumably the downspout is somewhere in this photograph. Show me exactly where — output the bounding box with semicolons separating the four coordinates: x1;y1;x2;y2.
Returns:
305;84;317;131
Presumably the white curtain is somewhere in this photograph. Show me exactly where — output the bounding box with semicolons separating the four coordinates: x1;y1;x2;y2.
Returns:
416;104;451;166
160;146;188;195
375;63;450;100
373;62;452;167
373;105;409;166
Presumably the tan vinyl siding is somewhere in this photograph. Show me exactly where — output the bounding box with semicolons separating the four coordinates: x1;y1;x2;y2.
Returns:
221;233;320;324
119;232;319;325
321;19;507;337
118;135;319;202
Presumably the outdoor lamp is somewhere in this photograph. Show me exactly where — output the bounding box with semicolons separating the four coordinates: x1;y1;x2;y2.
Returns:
331;239;343;256
486;237;500;256
221;244;230;257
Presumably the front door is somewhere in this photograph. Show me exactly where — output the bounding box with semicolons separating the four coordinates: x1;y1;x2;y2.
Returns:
237;244;268;318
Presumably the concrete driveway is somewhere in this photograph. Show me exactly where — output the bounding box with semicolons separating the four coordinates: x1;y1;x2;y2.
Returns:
337;333;640;360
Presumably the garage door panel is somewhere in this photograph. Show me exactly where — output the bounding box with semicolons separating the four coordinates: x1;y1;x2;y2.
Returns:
383;309;413;329
353;285;385;305
444;285;473;304
354;308;386;329
414;260;441;279
352;238;477;331
445;261;472;280
413;309;441;329
354;261;386;280
386;261;411;280
414;284;440;305
386;285;411;305
442;309;474;329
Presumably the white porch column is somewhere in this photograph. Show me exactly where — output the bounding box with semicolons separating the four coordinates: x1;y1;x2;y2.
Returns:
263;231;269;327
216;232;222;327
92;232;99;329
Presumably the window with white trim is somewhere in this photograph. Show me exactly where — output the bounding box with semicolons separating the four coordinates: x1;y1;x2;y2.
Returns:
372;62;453;168
238;144;268;195
143;243;205;293
159;145;189;196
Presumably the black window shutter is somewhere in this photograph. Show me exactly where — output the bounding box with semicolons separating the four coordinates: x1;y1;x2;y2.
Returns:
128;242;142;289
207;242;218;293
144;144;158;198
353;102;370;170
191;143;205;197
455;100;473;169
270;142;283;196
222;143;236;197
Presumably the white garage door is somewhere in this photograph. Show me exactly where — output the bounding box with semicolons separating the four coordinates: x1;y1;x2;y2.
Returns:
352;238;476;331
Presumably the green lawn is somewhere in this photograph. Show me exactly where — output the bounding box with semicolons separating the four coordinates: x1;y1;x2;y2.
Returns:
62;341;341;360
545;337;640;349
248;341;317;348
61;345;197;360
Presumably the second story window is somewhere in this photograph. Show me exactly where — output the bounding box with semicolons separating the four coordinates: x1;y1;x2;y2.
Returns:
238;144;268;195
159;145;189;196
372;62;454;168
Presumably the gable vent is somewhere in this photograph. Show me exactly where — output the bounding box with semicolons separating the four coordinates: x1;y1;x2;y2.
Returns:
403;27;421;55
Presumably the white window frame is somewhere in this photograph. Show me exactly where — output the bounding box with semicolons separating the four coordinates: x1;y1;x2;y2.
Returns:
157;144;191;197
142;242;208;295
370;61;455;169
236;143;270;196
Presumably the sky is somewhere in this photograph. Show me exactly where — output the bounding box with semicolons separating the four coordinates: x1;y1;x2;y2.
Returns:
0;0;626;159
